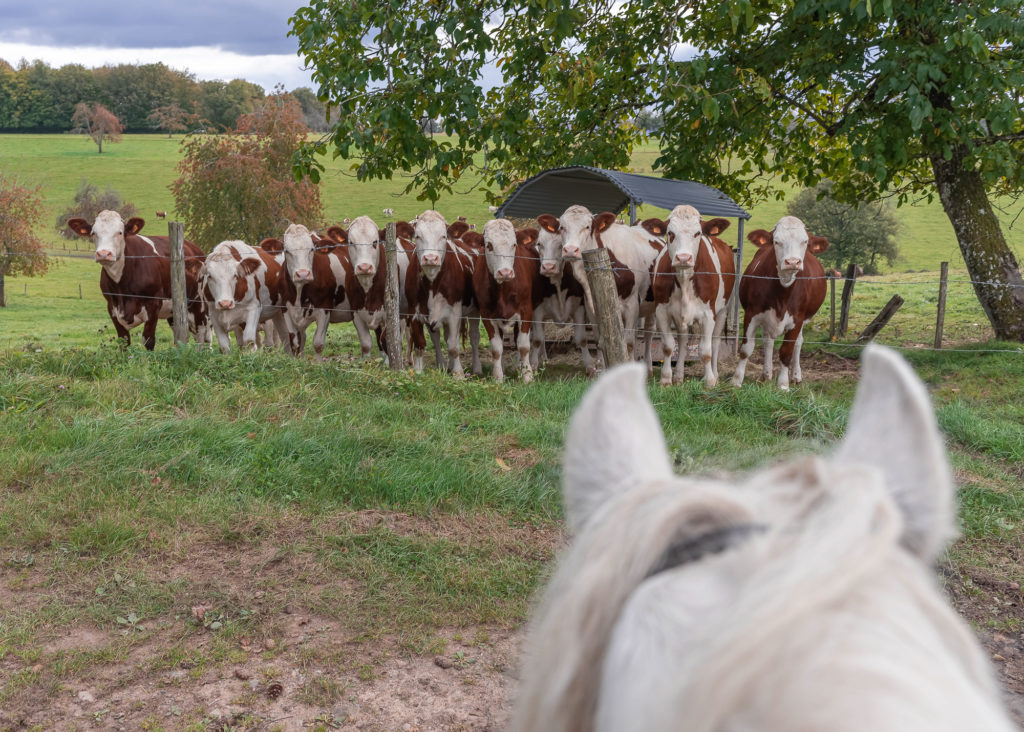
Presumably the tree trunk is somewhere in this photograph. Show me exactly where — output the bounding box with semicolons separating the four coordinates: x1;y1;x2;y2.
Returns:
931;147;1024;341
0;272;5;307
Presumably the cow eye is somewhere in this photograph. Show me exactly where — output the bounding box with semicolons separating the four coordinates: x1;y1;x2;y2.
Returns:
486;243;493;251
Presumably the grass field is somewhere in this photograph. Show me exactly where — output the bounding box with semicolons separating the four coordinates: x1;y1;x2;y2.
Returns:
3;133;1024;728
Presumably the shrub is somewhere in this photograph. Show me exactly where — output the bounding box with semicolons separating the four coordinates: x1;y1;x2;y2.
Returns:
55;180;138;239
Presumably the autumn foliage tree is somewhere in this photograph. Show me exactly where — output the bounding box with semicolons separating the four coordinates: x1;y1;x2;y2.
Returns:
171;93;322;251
146;103;202;137
0;174;49;307
71;102;123;153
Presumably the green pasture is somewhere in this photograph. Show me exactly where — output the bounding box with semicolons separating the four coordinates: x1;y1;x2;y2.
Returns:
2;133;1023;272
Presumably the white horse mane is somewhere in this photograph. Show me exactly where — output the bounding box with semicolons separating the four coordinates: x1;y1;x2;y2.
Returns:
511;347;1013;732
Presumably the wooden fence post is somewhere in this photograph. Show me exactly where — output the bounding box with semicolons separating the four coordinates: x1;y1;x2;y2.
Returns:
855;294;904;344
582;247;628;368
934;261;949;349
79;283;83;299
829;272;837;341
384;223;404;370
838;261;858;338
168;221;189;347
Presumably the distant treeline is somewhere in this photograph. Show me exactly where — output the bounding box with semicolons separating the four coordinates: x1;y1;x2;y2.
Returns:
0;58;330;133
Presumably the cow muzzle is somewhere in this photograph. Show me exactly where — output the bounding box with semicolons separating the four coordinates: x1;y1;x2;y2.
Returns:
495;268;514;283
217;299;235;310
294;269;313;282
356;262;374;275
95;250;116;263
540;261;559;276
673;253;694;269
562;246;581;260
782;257;803;272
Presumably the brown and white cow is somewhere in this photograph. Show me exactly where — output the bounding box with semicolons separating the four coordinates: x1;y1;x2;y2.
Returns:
732;216;829;390
642;205;736;387
199;240;293;353
533;216;598;376
549;205;661;363
66;210;208;350
465;220;545;382
410;210;480;378
390;221;446;372
324;218;390;360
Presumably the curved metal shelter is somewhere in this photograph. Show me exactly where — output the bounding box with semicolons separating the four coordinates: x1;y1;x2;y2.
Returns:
494;165;750;223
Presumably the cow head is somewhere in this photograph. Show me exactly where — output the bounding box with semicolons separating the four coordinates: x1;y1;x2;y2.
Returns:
413;210;450;281
67;210;145;270
346;215;381;292
263;224;315;285
482;219;518;283
536;214;564;279
200;241;261;310
558;205;597;261
750;216;830;288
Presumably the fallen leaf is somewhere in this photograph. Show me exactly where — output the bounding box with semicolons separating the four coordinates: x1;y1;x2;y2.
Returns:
495;457;511;472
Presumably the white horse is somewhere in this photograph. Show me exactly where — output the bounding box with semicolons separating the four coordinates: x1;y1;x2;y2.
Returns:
511;346;1013;732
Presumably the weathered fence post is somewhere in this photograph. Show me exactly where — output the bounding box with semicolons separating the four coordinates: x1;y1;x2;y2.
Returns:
384;223;404;370
934;261;949;349
168;222;189;347
731;218;746;355
855;294;904;344
583;247;628;368
829;272;837;341
838;261;858;338
79;283;83;299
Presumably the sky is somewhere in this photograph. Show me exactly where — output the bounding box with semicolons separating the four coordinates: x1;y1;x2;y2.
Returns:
0;1;317;92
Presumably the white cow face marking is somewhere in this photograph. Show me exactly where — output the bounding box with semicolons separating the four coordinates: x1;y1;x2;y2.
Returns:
414;210;449;281
282;224;315;284
483;219;517;283
665;205;703;272
559;205;595;261
535;216;564;279
772;216;811;288
347;215;380;292
202;242;260;310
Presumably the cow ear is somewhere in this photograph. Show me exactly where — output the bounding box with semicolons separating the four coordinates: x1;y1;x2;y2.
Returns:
640;218;667;237
395;221;415;240
591;212;617;235
66;218;92;237
563;363;673;534
447;221;470;240
378;229;388;242
536;214;560;234
834;345;954;561
808;235;830;254
702;218;730;237
747;229;773;247
184;257;203;280
260;238;284;254
125;217;145;236
516;227;539;248
237;257;262;277
325;226;347;244
461;231;484;249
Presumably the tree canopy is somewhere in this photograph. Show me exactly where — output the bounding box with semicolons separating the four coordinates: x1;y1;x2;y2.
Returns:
0;174;48;307
291;0;1024;338
71;102;123;154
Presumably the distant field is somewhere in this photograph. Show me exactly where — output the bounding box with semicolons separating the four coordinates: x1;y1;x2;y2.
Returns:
2;133;1023;272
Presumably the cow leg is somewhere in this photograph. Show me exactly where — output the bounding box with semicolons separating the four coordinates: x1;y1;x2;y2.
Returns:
731;314;757;387
620;298;639;361
241;315;260;350
698;312;716;387
108;307;131;347
353;314;373;359
530;321;545;370
643;319;654;377
654;305;675;386
777;321;805;390
517;322;534;383
430;325;445;370
762;328;776;382
142;305;160;351
468;315;483;376
710;309;728;382
272;313;293;354
446;314;465;379
410;321;426;372
675;323;690;385
791;328;806;384
485;320;504;382
575;306;598;378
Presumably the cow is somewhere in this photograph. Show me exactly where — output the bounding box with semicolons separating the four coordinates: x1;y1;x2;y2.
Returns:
544;205;661;364
409;210;480;378
155;211;167;219
511;349;1015;732
259;223;349;357
199;240;293;354
641;205;736;387
382;208;395;218
533;215;598;376
732;216;829;390
324;217;389;360
388;221;446;372
66;210;208;350
464;220;544;382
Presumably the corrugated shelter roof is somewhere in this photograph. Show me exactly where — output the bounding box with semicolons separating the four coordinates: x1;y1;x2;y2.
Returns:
494;165;750;220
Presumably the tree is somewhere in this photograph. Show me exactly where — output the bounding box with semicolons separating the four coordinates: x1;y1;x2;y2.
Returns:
0;174;48;307
291;86;331;132
290;0;1024;339
171;92;321;251
198;79;265;131
71;102;123;153
787;182;899;275
147;103;202;137
55;179;138;239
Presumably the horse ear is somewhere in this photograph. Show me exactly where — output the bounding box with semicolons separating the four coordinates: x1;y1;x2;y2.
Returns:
562;364;673;534
702;218;730;237
640;218;667;237
747;229;773;247
808;235;830;254
833;345;954;561
125;217;145;236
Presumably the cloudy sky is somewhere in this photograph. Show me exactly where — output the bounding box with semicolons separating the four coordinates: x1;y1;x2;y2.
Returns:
0;1;317;92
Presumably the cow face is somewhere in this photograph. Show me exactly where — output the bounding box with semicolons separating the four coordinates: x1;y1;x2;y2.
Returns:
413;210;450;281
536;215;564;279
482;219;517;283
281;224;315;284
201;242;261;310
67;210;145;265
559;205;596;261
663;205;703;272
755;216;829;288
347;215;380;292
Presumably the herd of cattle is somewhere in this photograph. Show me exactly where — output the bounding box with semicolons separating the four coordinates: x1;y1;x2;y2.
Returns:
66;205;830;389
